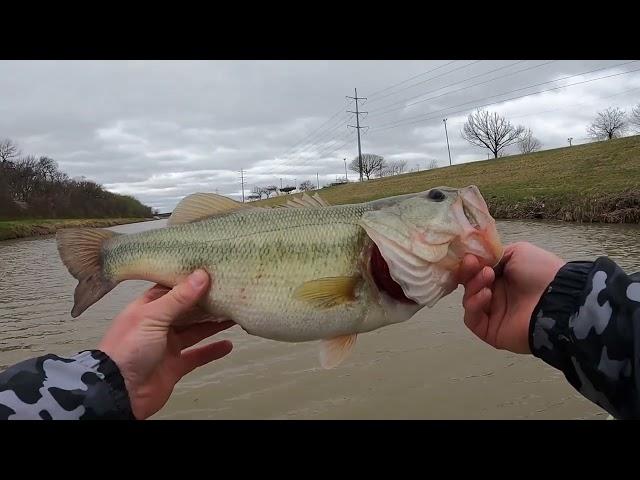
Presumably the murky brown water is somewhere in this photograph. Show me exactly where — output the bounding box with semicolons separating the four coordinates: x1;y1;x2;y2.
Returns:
1;219;639;419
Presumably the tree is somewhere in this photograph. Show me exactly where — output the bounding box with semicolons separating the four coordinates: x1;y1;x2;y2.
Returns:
630;104;640;132
299;180;314;191
461;109;525;159
265;185;279;197
348;153;386;180
0;139;20;163
251;186;265;199
518;128;542;154
587;107;627;140
426;159;439;170
382;159;408;176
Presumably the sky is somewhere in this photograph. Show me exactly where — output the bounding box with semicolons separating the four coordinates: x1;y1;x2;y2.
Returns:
1;60;639;213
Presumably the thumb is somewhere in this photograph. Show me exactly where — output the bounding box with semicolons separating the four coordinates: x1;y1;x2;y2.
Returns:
145;269;211;323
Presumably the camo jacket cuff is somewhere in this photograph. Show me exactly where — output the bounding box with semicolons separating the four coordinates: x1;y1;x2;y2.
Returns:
0;350;135;420
529;257;640;419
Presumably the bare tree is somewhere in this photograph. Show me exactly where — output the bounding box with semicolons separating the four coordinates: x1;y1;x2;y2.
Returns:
630;104;640;132
348;154;386;180
518;128;542;154
384;159;407;176
461;109;525;159
251;186;266;199
587;107;627;140
426;159;439;170
265;185;279;197
0;139;20;163
299;180;314;191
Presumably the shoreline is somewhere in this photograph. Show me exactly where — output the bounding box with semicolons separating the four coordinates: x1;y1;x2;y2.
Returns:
0;218;152;241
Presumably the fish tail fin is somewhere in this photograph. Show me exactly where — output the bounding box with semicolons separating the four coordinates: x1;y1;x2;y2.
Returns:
56;228;120;318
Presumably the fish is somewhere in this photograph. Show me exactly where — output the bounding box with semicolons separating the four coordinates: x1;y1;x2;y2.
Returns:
56;185;503;369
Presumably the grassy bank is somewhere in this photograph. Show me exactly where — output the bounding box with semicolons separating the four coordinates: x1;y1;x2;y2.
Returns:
258;135;640;223
0;218;150;241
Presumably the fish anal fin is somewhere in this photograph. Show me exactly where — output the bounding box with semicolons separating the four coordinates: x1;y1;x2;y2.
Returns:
320;334;357;369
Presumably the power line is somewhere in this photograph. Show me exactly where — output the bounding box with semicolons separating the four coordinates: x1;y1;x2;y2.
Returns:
365;60;482;105
368;60;556;119
281;111;352;160
508;85;640;120
366;60;457;99
371;61;640;132
286;114;354;160
278;105;346;158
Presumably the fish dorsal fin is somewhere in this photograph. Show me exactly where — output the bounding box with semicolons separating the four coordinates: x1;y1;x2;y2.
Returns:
320;334;357;369
282;193;331;209
293;276;360;309
168;192;253;226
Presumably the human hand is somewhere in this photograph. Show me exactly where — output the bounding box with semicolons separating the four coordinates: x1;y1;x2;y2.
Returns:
99;270;234;419
458;242;566;354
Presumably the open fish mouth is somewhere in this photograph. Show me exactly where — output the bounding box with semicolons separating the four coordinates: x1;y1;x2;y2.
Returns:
456;185;504;267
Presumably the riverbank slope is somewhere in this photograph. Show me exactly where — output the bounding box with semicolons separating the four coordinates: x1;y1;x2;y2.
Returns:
0;218;150;241
258;135;640;223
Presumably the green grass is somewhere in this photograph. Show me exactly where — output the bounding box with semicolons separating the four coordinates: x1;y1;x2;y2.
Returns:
257;135;640;223
0;218;149;241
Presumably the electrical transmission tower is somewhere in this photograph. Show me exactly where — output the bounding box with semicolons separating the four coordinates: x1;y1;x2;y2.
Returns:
346;88;368;181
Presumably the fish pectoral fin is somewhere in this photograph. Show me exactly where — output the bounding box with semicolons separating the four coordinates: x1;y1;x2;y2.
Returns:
320;334;357;369
168;192;261;226
293;276;360;309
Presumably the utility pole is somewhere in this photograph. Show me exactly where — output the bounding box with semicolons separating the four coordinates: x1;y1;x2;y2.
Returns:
316;172;320;189
344;158;348;181
347;88;367;181
443;118;452;166
280;178;283;189
568;137;573;146
239;169;245;203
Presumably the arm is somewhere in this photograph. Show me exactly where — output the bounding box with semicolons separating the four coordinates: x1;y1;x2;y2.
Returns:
0;270;234;420
530;257;640;419
0;350;133;420
459;243;640;420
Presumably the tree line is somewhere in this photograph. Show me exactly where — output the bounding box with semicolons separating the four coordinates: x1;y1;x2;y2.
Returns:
0;139;153;220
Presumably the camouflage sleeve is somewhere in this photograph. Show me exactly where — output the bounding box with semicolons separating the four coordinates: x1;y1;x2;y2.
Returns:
0;350;135;420
530;257;640;419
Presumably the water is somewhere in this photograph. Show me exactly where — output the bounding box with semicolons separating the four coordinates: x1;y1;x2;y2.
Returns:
1;219;639;419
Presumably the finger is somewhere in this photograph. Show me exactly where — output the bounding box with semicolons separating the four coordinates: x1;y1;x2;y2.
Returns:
179;340;233;376
493;248;514;277
463;287;492;315
175;320;235;349
457;254;482;285
173;306;229;327
463;267;495;302
145;270;211;323
464;308;489;337
141;284;171;304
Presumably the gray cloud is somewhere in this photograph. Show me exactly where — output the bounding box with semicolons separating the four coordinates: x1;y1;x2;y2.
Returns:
1;60;639;212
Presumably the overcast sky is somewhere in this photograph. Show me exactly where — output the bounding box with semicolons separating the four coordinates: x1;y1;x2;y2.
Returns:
1;60;639;212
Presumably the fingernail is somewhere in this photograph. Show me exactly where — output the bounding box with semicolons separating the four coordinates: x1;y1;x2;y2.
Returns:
189;270;208;290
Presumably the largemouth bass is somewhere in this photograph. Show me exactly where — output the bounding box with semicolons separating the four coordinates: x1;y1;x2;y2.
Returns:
56;185;503;368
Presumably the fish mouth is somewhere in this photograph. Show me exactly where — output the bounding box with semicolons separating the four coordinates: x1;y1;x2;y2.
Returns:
369;243;418;305
455;186;504;267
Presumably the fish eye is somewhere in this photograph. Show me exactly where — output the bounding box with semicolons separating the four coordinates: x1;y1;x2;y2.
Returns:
427;189;445;201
